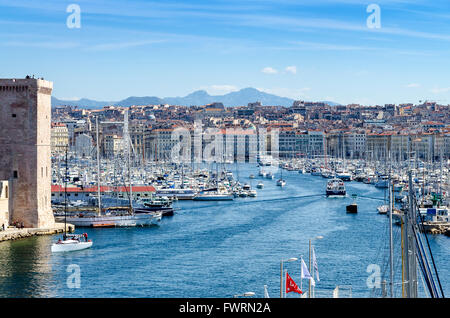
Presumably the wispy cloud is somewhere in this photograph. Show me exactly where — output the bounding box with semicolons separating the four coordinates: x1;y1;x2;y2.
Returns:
2;41;80;49
285;66;297;74
261;67;278;74
430;87;450;94
290;40;373;51
405;83;421;88
84;39;166;51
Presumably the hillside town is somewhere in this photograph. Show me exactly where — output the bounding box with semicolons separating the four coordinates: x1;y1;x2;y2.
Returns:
51;100;450;162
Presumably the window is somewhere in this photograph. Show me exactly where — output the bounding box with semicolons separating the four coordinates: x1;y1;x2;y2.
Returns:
13;171;18;179
12;114;16;118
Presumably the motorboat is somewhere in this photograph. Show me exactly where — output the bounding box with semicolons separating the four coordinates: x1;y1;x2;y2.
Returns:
377;205;389;215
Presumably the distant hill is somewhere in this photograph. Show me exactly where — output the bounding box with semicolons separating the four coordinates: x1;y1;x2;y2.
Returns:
52;88;340;108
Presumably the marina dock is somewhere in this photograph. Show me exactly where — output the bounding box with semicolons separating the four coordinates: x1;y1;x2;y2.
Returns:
0;223;74;242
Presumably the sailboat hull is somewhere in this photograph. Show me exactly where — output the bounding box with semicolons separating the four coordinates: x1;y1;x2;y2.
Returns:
66;214;161;227
51;241;93;252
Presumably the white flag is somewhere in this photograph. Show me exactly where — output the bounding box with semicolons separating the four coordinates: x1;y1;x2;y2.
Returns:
301;258;315;286
301;258;312;280
312;247;320;282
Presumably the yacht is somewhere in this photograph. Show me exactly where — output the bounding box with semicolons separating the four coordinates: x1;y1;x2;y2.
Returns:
256;181;264;189
193;186;233;201
326;178;346;197
65;210;162;227
336;171;352;181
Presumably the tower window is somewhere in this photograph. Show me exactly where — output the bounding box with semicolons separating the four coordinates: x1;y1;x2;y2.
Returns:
12;114;16;118
13;171;18;178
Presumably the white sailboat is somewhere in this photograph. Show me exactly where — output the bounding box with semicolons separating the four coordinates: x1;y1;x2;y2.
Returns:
51;234;93;252
52;147;93;253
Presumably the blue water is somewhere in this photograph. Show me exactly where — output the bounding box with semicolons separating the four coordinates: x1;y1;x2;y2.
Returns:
0;164;448;298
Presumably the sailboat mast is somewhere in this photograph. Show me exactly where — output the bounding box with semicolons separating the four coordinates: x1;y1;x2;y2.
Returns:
96;116;102;216
64;146;68;237
124;110;133;212
388;149;394;297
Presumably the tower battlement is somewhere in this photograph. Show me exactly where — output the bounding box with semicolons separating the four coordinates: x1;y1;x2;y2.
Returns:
0;77;55;228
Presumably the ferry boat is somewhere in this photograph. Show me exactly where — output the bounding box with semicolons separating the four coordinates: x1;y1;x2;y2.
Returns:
326;178;346;197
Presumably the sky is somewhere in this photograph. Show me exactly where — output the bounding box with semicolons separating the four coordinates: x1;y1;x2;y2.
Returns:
1;0;450;105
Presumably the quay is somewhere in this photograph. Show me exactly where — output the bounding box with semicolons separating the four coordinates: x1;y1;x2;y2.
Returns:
0;223;74;242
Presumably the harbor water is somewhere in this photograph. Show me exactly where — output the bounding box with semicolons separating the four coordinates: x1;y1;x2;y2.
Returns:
0;164;448;298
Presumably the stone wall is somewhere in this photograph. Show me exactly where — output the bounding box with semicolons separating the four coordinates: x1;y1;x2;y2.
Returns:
0;78;55;228
0;180;9;229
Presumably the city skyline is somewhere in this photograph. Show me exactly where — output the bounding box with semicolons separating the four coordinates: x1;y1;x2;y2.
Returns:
1;0;450;105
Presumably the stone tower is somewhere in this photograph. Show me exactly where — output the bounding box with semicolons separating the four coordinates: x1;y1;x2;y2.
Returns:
0;77;55;228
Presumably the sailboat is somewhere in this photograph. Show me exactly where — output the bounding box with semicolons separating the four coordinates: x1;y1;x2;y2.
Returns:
276;168;286;187
52;147;93;253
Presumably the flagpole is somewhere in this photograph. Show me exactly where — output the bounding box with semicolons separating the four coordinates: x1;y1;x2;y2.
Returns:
300;256;303;292
309;239;312;298
284;269;287;298
280;260;283;298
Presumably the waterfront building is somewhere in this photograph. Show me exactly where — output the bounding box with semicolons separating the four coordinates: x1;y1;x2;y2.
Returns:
103;134;124;158
0;77;55;228
51;122;69;154
308;130;325;158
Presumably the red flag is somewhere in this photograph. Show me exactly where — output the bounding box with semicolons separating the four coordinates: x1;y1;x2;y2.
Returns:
286;272;303;294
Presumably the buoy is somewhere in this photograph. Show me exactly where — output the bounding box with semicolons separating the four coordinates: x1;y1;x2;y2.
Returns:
346;203;358;213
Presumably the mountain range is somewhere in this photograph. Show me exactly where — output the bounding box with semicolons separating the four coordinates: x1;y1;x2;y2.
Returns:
51;87;340;108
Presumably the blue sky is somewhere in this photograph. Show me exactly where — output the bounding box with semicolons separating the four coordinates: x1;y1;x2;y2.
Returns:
1;0;450;105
